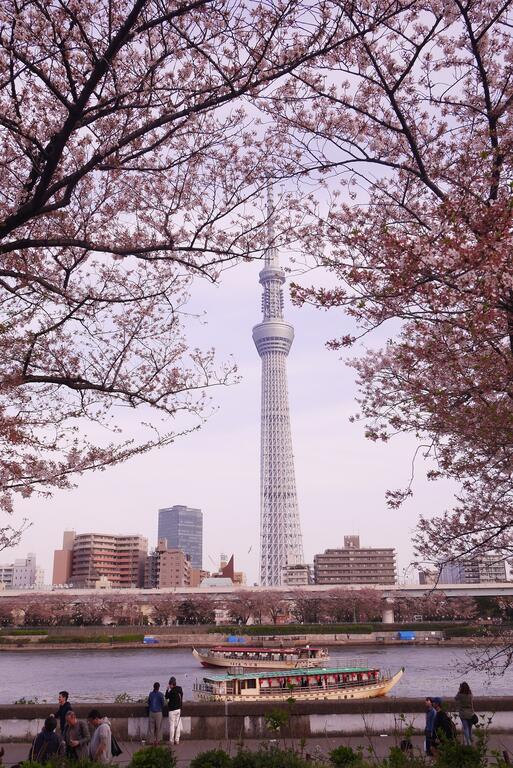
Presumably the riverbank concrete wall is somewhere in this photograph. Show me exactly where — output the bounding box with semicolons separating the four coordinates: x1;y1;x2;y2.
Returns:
0;630;448;650
1;699;512;741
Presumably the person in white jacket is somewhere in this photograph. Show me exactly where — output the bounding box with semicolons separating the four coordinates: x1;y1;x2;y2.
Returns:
87;710;112;764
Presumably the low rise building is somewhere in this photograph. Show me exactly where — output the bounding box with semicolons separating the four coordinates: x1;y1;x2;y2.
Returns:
144;538;191;588
190;568;210;587
0;553;39;589
281;563;312;587
418;569;438;585
202;554;246;586
0;563;13;588
314;535;396;585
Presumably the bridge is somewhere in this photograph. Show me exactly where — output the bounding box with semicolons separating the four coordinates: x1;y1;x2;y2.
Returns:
1;581;512;599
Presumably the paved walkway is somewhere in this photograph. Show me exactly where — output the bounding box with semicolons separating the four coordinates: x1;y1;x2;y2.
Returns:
2;735;513;766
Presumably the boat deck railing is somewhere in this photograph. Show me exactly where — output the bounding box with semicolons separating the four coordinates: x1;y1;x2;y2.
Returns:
258;675;389;695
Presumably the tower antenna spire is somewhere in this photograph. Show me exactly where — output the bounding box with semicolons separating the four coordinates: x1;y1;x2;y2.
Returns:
266;184;278;268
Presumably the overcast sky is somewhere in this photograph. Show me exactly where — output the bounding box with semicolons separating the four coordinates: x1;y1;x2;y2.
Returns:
4;255;458;585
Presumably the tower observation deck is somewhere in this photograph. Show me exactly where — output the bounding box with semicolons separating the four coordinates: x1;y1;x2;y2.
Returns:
252;195;304;586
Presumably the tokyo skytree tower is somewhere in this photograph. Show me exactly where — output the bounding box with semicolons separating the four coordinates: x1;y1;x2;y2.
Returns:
252;193;304;586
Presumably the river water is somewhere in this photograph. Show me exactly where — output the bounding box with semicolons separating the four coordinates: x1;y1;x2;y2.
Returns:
0;645;506;705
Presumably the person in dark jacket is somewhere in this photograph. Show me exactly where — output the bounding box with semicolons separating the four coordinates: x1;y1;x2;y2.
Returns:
165;676;183;745
455;681;475;745
54;690;72;732
29;716;63;764
432;698;456;747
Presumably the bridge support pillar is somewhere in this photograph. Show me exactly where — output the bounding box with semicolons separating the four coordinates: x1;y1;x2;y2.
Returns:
382;598;395;624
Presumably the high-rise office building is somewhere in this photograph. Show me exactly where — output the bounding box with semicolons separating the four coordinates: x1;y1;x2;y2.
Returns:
252;190;304;586
157;505;203;569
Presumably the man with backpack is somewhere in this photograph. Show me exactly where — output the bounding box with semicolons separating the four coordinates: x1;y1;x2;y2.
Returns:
432;698;456;749
29;716;63;764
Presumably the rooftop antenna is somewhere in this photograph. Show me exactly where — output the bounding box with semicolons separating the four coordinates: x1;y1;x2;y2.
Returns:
266;184;278;268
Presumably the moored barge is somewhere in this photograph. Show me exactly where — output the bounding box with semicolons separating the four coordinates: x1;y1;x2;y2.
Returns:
192;644;329;669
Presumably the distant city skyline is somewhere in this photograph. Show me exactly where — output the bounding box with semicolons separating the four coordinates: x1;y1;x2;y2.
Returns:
3;258;460;585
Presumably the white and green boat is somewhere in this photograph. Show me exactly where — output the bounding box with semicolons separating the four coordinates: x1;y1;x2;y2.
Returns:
194;662;404;702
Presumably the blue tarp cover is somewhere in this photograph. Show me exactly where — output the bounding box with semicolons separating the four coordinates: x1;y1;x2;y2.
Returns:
397;631;416;640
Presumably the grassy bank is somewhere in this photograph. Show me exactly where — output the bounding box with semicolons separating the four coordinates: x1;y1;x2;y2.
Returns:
0;633;145;645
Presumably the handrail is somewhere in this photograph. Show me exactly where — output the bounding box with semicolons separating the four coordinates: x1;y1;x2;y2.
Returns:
258;678;385;694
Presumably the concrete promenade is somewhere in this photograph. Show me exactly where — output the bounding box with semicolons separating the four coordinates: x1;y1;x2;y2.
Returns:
3;735;513;767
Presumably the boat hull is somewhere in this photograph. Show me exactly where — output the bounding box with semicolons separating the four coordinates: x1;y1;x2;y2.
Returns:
196;668;404;702
192;648;325;670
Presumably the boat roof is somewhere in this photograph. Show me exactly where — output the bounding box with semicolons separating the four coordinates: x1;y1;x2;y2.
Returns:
210;646;324;653
202;665;377;682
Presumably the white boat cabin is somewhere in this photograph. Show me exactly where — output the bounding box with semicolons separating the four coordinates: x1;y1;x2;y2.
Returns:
203;645;328;663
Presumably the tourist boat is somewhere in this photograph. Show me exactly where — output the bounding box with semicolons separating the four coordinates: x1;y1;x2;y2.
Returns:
193;662;404;701
192;644;329;669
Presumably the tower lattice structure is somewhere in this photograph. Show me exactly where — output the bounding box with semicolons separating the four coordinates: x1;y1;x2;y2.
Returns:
252;196;304;586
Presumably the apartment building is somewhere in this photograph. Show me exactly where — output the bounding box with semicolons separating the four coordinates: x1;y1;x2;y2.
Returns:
144;538;191;588
52;530;147;588
314;535;396;585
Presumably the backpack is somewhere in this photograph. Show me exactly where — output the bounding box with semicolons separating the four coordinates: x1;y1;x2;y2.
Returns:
111;733;123;757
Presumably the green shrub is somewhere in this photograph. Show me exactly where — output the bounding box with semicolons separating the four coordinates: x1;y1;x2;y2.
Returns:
384;746;416;768
40;634;144;644
13;696;45;704
435;738;487;768
264;708;291;734
16;762;44;768
231;747;318;768
330;746;363;767
190;749;232;768
209;624;375;635
129;745;176;768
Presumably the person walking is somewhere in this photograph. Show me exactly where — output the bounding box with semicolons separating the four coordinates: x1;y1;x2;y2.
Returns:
432;698;456;749
54;690;72;733
165;676;183;745
455;681;475;745
87;709;112;764
29;716;64;764
63;710;90;761
424;697;436;756
147;682;165;745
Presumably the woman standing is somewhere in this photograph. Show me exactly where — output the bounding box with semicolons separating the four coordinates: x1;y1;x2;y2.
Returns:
455;682;475;745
